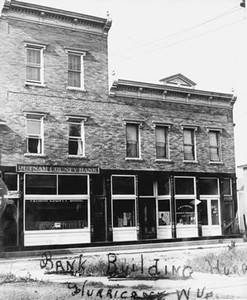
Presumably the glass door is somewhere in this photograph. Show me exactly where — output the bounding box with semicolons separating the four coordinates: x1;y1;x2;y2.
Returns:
198;198;221;236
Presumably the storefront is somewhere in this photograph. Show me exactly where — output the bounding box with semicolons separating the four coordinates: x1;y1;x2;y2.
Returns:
16;164;99;247
110;172;235;242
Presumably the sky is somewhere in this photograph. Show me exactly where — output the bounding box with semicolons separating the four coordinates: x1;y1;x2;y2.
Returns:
0;0;246;177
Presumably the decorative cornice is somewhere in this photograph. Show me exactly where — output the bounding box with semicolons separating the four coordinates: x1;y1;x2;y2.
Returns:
109;79;235;108
1;0;112;35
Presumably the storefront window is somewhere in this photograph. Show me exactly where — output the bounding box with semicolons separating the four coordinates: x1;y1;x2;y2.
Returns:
199;178;218;195
157;177;170;195
198;200;208;225
211;199;219;225
4;173;18;191
176;199;195;225
139;174;153;196
113;200;135;227
112;176;135;195
26;175;56;195
25;200;88;230
158;200;170;225
223;178;232;195
175;177;195;195
58;175;88;195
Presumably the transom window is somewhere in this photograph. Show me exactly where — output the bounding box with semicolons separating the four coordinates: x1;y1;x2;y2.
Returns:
26;115;43;154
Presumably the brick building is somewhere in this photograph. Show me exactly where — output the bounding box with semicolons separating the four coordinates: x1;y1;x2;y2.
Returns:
0;1;238;250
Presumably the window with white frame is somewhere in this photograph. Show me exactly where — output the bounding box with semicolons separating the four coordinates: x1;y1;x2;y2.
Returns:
67;50;85;89
26;115;43;154
183;128;196;161
155;126;169;159
25;174;89;231
68;121;84;156
157;176;171;226
111;175;136;228
175;177;196;225
24;43;46;85
126;123;140;158
208;130;221;161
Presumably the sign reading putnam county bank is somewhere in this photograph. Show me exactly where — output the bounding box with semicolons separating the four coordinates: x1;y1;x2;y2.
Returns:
16;164;100;174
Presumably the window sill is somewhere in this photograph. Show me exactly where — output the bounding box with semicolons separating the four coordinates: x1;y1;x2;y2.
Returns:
67;155;88;159
125;158;143;161
183;160;198;164
66;87;87;92
209;161;224;165
25;82;47;88
24;153;47;158
155;159;174;163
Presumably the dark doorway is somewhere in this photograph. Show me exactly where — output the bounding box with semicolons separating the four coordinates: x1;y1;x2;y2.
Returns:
92;196;107;242
139;198;156;239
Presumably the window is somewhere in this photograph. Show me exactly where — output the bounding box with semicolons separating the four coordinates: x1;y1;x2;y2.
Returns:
26;115;43;154
183;128;196;160
25;174;89;231
68;122;84;156
139;174;153;196
24;43;46;85
3;173;18;191
175;177;195;195
157;177;170;196
112;176;135;195
158;200;171;226
126;123;140;158
67;51;85;89
113;200;135;227
156;126;169;159
199;178;219;195
223;178;232;196
176;199;196;225
209;131;220;161
112;175;136;228
25;200;88;230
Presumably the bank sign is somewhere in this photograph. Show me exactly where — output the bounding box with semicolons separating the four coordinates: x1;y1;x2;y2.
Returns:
16;164;100;174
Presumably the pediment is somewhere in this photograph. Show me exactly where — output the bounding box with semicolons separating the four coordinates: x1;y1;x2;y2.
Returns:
160;73;196;88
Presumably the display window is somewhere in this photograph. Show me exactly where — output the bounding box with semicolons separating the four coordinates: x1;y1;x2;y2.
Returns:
158;200;170;226
24;174;89;232
113;200;135;227
25;200;88;230
176;199;196;225
157;177;170;196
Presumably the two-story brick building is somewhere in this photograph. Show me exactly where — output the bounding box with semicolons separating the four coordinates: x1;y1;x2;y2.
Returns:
0;0;238;250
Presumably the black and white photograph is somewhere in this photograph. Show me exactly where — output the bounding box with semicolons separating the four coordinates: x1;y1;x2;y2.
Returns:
0;0;247;299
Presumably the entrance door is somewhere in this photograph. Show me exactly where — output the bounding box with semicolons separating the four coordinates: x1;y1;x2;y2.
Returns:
139;198;156;239
198;198;221;236
92;196;107;242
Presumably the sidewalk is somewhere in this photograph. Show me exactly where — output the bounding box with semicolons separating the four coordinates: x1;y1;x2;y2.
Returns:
0;236;245;261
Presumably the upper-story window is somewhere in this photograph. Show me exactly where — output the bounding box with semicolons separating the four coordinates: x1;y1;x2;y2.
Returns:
183;127;196;161
65;49;86;90
68;122;84;156
155;126;169;159
126;123;140;158
26;115;44;154
208;130;221;162
24;42;46;85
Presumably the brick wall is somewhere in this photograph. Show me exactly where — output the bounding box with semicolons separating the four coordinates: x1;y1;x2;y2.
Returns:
0;13;236;174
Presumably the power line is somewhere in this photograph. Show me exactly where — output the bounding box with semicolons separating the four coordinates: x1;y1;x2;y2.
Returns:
111;5;241;58
112;16;244;64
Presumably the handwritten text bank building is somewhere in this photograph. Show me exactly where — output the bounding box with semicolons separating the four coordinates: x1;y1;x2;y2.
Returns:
0;1;239;250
